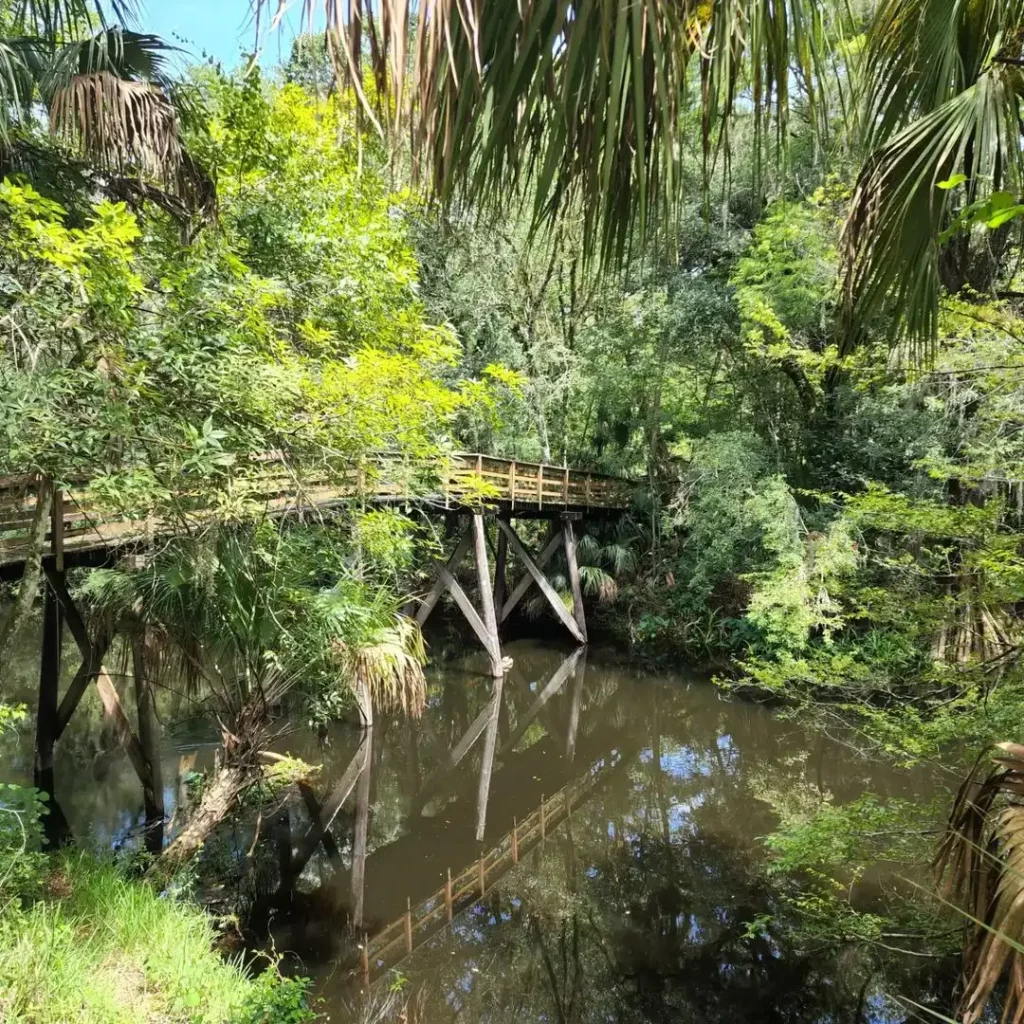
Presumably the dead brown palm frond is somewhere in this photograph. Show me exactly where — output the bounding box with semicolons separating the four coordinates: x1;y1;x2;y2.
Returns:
334;613;427;717
49;71;182;183
936;742;1024;1023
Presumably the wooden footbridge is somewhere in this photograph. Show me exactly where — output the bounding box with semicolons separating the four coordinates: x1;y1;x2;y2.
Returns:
0;453;631;570
6;453;632;850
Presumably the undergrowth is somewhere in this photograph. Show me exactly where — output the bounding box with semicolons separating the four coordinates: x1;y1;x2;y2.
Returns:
0;852;317;1024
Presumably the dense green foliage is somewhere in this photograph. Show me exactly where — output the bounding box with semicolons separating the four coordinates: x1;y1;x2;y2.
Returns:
5;1;1024;1020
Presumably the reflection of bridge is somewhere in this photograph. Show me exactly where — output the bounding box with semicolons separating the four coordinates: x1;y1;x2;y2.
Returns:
271;648;629;988
13;452;631;850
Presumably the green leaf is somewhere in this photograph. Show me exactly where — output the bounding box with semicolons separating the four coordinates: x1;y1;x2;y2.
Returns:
936;173;967;190
986;205;1024;229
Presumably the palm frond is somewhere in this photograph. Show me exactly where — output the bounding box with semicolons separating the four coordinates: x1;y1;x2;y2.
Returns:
579;563;618;603
49;70;182;182
842;68;1024;353
257;0;841;265
334;613;427;717
936;742;1024;1023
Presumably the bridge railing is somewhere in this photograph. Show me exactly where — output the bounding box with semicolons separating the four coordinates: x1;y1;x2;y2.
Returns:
0;453;632;567
356;765;603;986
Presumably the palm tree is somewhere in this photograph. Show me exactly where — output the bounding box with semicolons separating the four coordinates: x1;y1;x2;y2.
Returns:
78;523;426;876
256;0;1024;348
0;3;209;223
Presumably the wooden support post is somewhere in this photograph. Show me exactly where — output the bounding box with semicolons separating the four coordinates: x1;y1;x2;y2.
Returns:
296;781;343;869
563;466;569;503
436;564;502;671
509;461;516;509
562;516;588;643
414;699;497;814
537;465;543;510
565;651;585;762
34;575;66;847
512;819;519;864
499;647;583;756
351;727;372;929
475;676;502;841
51;489;64;572
41;565;153;797
496;519;585;643
273;805;293;901
445;868;453;923
493;516;509;628
404;899;413;954
291;733;369;875
478;855;486;897
132;632;164;855
471;514;503;677
353;673;373;730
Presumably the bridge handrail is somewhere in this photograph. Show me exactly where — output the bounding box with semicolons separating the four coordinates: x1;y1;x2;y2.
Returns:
0;452;633;567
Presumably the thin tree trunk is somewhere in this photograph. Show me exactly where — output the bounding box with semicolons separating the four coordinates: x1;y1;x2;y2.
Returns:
148;764;249;881
0;477;53;669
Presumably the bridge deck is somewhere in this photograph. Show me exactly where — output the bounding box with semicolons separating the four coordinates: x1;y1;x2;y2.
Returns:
0;454;631;568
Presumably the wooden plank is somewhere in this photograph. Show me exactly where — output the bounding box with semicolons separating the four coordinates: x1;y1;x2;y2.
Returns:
414;527;472;626
436;563;502;666
496;520;585;643
471;515;502;677
562;518;588;643
499;530;563;623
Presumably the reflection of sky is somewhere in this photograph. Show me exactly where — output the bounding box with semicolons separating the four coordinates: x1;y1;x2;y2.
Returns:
639;741;730;780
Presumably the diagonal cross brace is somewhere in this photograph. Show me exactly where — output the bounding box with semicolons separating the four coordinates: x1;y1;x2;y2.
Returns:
496;520;585;643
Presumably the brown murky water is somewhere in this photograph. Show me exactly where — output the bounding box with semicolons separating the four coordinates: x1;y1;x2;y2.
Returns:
1;638;954;1022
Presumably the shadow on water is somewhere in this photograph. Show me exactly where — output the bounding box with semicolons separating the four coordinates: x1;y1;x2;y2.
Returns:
0;638;957;1021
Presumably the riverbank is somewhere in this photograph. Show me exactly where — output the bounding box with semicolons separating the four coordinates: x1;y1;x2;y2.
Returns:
0;852;317;1024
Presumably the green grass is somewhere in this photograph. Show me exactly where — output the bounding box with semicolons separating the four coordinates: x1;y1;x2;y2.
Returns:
0;852;309;1023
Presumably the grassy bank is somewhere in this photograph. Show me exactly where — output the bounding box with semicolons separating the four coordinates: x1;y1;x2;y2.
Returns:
0;852;316;1024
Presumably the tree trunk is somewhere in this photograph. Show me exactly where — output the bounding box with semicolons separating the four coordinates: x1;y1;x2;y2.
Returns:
0;477;53;669
148;764;249;882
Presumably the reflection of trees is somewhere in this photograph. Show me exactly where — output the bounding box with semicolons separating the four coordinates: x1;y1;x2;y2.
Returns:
347;656;954;1023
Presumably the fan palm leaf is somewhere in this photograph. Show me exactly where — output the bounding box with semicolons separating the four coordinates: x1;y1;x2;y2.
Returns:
842;68;1024;352
936;742;1024;1023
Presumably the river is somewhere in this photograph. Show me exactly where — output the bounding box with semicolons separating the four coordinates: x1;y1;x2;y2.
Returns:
2;638;954;1021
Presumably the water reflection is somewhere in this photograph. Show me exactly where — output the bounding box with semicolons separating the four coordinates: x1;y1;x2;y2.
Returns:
261;642;951;1022
0;639;955;1021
